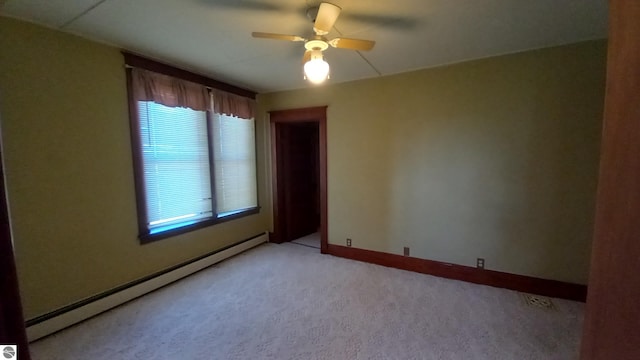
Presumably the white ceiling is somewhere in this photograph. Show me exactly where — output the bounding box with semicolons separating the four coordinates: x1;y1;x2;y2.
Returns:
1;0;608;93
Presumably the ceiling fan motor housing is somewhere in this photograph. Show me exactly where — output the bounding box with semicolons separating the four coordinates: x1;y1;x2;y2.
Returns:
306;6;320;22
305;39;329;51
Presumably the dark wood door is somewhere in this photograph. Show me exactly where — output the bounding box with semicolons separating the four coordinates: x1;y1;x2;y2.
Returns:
276;122;320;242
0;146;31;358
580;1;640;359
269;106;328;252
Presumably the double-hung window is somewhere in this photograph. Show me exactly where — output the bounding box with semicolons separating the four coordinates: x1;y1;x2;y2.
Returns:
126;62;258;242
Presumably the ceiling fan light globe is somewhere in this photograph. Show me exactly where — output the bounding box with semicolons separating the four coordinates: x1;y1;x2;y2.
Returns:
304;58;330;84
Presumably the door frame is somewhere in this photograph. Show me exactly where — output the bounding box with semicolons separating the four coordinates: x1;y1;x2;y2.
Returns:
269;106;328;253
0;128;31;357
580;1;640;359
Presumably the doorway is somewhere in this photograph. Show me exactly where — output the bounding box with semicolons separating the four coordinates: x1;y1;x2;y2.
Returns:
270;106;328;253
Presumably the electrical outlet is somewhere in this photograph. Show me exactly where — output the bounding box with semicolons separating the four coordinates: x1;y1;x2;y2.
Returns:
346;238;352;247
476;258;485;269
403;247;410;256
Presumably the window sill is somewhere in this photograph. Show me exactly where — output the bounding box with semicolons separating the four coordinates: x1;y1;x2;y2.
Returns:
139;207;260;244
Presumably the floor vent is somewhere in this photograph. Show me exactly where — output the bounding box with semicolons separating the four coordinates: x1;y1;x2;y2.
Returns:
521;293;555;310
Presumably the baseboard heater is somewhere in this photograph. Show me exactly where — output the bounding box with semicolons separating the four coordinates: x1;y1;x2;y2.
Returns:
26;232;268;342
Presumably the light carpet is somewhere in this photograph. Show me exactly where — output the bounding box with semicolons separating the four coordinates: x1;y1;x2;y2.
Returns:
30;243;584;359
291;232;321;249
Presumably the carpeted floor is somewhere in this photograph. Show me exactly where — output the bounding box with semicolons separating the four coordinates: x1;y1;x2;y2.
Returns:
30;243;584;359
291;232;321;249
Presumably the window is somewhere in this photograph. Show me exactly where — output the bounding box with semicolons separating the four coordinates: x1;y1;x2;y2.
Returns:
212;114;258;217
125;58;258;242
138;101;213;234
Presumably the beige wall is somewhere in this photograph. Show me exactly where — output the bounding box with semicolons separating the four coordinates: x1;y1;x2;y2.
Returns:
0;17;269;319
0;16;605;321
260;40;606;284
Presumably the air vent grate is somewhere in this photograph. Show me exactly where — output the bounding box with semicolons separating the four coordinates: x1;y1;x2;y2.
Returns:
521;293;555;310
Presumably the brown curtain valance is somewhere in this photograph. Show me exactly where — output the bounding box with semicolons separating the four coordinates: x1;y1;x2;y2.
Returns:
131;68;210;111
211;88;255;119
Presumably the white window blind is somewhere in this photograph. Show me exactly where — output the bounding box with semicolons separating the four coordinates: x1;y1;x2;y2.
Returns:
212;114;258;216
138;101;213;231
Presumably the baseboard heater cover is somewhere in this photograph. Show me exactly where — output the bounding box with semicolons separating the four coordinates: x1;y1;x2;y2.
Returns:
26;232;268;342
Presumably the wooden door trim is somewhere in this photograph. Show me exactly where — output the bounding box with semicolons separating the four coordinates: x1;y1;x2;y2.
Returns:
0;141;31;358
269;106;328;253
580;1;640;359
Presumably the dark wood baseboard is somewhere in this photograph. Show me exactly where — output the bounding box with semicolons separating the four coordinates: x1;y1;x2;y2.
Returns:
268;231;283;244
327;244;587;302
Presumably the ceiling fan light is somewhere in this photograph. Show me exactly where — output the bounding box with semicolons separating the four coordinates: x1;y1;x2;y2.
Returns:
304;54;330;84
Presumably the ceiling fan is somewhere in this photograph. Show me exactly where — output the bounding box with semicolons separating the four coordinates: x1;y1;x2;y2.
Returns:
251;2;376;84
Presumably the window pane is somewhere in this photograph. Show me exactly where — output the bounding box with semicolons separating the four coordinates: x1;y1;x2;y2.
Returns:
138;101;212;231
212;114;258;216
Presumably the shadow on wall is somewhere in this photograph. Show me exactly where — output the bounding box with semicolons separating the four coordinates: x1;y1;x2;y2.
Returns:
328;85;396;252
503;60;602;282
383;44;604;283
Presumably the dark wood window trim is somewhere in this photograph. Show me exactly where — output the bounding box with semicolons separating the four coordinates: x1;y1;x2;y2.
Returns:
139;207;260;243
122;52;256;99
124;54;260;244
126;67;150;237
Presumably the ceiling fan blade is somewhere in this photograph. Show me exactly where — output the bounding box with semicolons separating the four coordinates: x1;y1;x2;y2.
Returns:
302;50;312;64
199;0;288;12
252;32;306;42
328;38;376;51
341;13;418;30
313;2;341;35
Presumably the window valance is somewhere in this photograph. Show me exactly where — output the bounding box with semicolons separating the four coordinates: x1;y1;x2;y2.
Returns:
131;68;210;111
211;88;255;119
131;68;256;119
